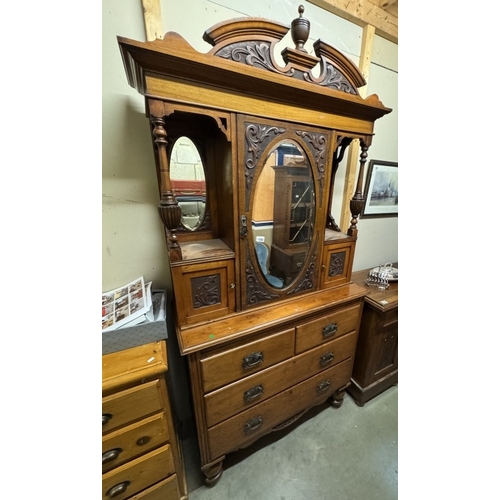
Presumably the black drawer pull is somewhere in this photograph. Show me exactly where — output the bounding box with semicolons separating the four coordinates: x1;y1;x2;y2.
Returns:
320;352;334;366
102;448;122;464
242;351;264;369
102;413;113;426
317;379;331;393
244;416;264;434
106;481;130;498
244;384;264;402
322;323;338;338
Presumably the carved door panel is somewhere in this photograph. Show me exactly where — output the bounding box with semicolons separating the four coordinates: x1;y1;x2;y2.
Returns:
171;259;236;326
236;114;332;309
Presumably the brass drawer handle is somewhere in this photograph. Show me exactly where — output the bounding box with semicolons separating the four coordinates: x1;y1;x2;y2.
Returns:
244;416;264;434
322;323;338;338
320;352;334;366
106;481;130;498
102;448;122;465
244;384;264;402
242;351;264;369
317;379;331;393
102;413;113;426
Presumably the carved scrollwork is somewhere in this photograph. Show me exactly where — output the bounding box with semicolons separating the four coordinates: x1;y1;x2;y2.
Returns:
303;62;357;94
217;42;294;76
244;123;285;208
295;130;326;191
287;246;317;295
191;275;221;309
245;247;279;305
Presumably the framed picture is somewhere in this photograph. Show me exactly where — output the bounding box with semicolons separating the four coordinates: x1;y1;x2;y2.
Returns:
361;160;398;218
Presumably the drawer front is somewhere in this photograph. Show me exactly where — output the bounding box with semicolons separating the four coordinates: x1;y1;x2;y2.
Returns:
127;475;181;500
102;444;174;500
295;303;361;354
201;328;295;392
102;380;164;433
207;358;353;461
102;412;169;473
204;330;357;427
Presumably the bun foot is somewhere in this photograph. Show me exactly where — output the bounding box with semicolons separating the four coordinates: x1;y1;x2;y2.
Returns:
202;460;224;487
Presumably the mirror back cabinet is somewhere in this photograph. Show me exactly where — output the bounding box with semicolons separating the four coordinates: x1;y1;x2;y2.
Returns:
118;6;391;485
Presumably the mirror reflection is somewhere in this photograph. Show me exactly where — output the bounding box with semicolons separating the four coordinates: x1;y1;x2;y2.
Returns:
170;137;206;230
253;140;315;288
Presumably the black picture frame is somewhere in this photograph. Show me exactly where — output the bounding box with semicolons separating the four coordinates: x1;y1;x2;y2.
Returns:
361;160;398;218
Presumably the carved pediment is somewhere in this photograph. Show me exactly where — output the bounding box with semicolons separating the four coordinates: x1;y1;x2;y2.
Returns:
203;5;365;96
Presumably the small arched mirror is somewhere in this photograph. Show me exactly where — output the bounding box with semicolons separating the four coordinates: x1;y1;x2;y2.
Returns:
253;140;315;288
170;137;206;231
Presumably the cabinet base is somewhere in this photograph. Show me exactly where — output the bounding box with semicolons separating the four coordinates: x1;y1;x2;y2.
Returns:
347;371;398;406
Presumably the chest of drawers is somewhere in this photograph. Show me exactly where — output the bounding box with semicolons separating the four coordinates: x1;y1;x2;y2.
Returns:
347;268;398;406
102;341;187;500
181;285;365;484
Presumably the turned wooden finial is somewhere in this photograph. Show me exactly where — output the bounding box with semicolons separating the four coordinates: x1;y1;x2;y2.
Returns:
291;5;310;52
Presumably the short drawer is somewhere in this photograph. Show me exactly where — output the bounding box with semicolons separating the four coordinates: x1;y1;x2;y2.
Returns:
207;358;353;461
201;328;295;392
102;444;174;500
295;303;361;354
126;475;181;500
204;330;357;427
102;380;164;433
102;412;169;473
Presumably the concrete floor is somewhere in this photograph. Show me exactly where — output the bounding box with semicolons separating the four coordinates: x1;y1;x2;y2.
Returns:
180;385;398;499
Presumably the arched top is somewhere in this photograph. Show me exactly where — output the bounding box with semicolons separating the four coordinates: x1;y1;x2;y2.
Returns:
201;8;366;95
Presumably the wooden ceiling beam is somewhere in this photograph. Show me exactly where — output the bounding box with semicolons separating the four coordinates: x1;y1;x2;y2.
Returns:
308;0;398;44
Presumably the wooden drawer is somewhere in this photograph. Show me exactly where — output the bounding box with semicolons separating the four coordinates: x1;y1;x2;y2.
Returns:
201;328;295;392
204;330;357;427
207;358;353;461
102;444;175;500
127;475;181;500
102;412;169;473
381;307;398;328
102;380;164;433
295;303;361;354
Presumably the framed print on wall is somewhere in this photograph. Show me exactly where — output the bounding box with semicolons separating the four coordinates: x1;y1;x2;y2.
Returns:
361;160;398;218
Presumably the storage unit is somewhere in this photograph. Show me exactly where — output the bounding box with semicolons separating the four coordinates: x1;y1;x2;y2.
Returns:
347;268;398;406
102;341;187;499
117;6;391;486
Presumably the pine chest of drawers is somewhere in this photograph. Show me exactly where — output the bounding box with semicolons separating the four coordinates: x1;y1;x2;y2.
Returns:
102;341;187;500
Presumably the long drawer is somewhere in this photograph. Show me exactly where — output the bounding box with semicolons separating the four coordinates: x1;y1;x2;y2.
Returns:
201;327;295;392
102;444;175;500
102;380;164;433
102;412;170;472
204;330;357;427
295;303;361;354
207;358;353;461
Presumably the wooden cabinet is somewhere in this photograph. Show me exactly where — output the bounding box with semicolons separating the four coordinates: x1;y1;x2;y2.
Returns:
117;6;391;486
347;268;398;406
102;342;187;500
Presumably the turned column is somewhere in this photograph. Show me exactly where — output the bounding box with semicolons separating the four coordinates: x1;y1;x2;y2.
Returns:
150;114;183;261
348;138;371;237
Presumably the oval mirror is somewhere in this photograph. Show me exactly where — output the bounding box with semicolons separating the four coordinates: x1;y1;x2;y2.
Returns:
170;137;206;231
252;140;315;288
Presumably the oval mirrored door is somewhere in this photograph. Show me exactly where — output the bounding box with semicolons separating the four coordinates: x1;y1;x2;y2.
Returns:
170;137;206;231
252;140;315;288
